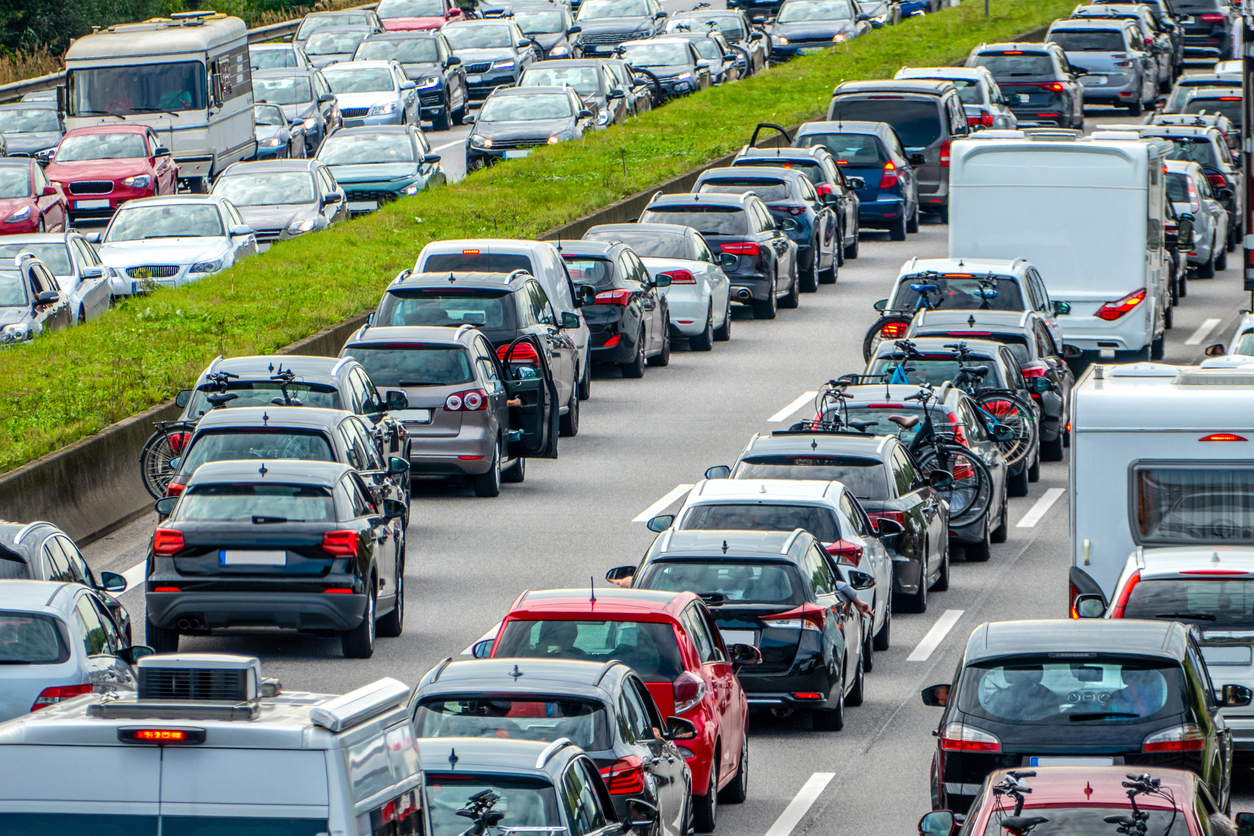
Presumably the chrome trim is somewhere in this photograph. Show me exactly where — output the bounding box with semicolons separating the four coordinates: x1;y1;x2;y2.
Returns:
535;737;573;769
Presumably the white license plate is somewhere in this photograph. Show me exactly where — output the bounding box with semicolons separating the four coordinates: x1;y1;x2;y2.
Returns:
402;409;434;424
76;199;109;209
799;46;826;54
1084;76;1108;86
467;74;483;83
1029;756;1114;767
720;629;756;647
348;200;379;212
220;550;286;566
1204;645;1253;666
504;149;530;159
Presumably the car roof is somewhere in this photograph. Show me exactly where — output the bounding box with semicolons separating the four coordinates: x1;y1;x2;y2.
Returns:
688;478;841;503
370;30;440;39
421;238;550;254
323;59;396;70
193;405;349;432
63;123;149;136
1049;17;1132;29
1185;89;1242;99
307;23;376;33
983;766;1195;809
833;79;954;95
897;66;986;80
914;310;1033;330
445;17;514;26
390;270;530;290
251;42;299;49
841;383;961;407
652;528;809;560
795;120;895;138
898;257;1026;276
0;233;76;245
186;459;354;487
587;223;690;238
510;587;693;618
736;146;825;160
493;85;572;97
871;336;1006;358
699;166;802;182
743;431;893;458
556;240;617;257
330;125;418;139
209;354;346;380
0;100;57;111
0;520;59;559
419;736;573;776
650;192;747;208
345;324;480;344
629;37;692;46
965;619;1190;663
253;66;320;78
116;194;228;210
975;42;1055;53
418;657;624;699
1135;546;1254;577
0;579;77;612
1164;159;1205;175
220;159;322;176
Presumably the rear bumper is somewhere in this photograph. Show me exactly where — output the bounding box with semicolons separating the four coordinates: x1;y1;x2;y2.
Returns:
662;287;711;335
1224;714;1254;750
739;661;835;705
858;196;905;225
726;271;773;302
408;423;496;475
146;588;367;631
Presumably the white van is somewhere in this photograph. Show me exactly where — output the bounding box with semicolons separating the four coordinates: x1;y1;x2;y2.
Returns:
0;653;425;836
949;130;1172;361
61;12;256;191
1070;361;1254;610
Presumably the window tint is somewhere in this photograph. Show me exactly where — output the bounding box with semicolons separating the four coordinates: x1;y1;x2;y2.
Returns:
424;251;533;273
0;610;70;663
732;455;889;500
42;539;73;582
379;289;518;331
338;424;365;469
639;205;749;236
73;594;113;657
415;698;609;749
972;51;1056;78
680;502;839;541
618;685;651;743
890;275;1026;311
1124;578;1254;630
55;536;94;587
563;760;609;836
1048;29;1128;51
829;98;942;148
529;282;555;325
345;343;476;387
637;561;805;606
681;605;718;663
474;336;501;384
348;418;384;470
183;431;336;473
346;474;376;516
888;447;914;497
839;492;873;537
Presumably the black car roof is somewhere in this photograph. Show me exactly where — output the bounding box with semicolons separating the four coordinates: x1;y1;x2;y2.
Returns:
743;432;892;459
418;657;625;699
964;620;1190;664
186;459;354;487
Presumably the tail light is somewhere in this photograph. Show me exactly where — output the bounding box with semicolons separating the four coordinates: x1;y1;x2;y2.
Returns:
1113;58;1133;68
826;539;864;565
152;528;184;555
165;482;185;498
1143;724;1205;752
880;321;908;339
599;755;645;794
770;205;806;216
31;683;94;712
1038;82;1065;92
595;289;633;306
445;389;488;411
880;161;899;189
815;182;834;198
1021;363;1050;379
1109;570;1140;618
1095;288;1146;321
867;510;906;526
1199;13;1226;22
967;111;994;128
672;671;706;713
1207;173;1229;190
322;529;359;557
497;342;540;364
168;432;192;454
939;723;1000;752
603;334;621;348
762;602;828;632
661;269;697;285
951;453;975;481
939;139;951;169
721;242;760;256
1069;581;1081;619
946;412;968;446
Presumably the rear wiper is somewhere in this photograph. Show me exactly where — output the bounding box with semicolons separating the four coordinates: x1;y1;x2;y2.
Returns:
1068;711;1142;721
251;515;291;524
1154;612;1217;621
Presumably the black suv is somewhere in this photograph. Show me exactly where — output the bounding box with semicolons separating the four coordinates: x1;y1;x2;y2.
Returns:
966;42;1085;130
639;191;799;321
466;86;593;170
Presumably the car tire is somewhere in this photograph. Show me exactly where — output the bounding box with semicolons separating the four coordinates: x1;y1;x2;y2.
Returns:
577;362;591;401
844;650;864;707
906;204;920;234
1151;333;1165;360
1028;451;1040;483
713;300;732;341
377;552;405;638
1008;463;1030;497
780;269;799;309
818;261;837;284
1041;432;1064;462
691;305;715;350
889;215;907;241
502;454;525;483
898;555;928;613
933;543;950;591
861;618;874;672
753;286;776;319
341;581;376;659
146;617;179;654
1217;245;1228;272
1128;93;1144;116
472;444;502;497
1179;270;1188;297
434;97;453;131
560;388;579;437
693;762;718;833
800;250;819;293
621;332;647;378
966;516;993;562
991;498;1009;544
812;669;844;731
647;325;671;366
718;731;748;804
873;587;892;651
1198;249;1216;278
843;229;859;260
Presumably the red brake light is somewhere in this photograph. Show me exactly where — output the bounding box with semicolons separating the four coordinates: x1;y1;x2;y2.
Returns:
946;412;968;446
1039;82;1065;93
814;183;834;197
1095;288;1146;321
763;602;828;632
165;482;185;498
867;510;906;526
721;242;760;256
1143;724;1206;752
446;389;488;411
1110;570;1141;619
940;139;951;168
1022;362;1051;380
599;755;646;794
940;723;1000;752
672;671;706;713
497;342;540;364
826;539;864;566
31;683;94;711
1199;13;1226;21
881;321;908;339
770;205;806;216
168;432;192;454
462;248;481;255
661;269;697;285
595;289;633;306
967;111;994;128
322;530;359;557
1001;50;1023;54
1201;433;1247;442
880;161;899;190
1207;174;1229;189
152;528;184;555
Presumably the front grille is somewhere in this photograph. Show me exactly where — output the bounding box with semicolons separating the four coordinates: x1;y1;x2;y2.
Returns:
346;189;397;204
493;137;552;149
582;32;634;45
420;93;443;107
339;107;370;118
254;228;285;241
139;667;248;701
69;181;113;195
786;36;835;45
126;265;180;278
464;61;493;74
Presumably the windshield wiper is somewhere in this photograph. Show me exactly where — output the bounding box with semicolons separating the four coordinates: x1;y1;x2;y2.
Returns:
1154;612;1217;621
1068;711;1142;721
129;107;180;117
251;515;293;524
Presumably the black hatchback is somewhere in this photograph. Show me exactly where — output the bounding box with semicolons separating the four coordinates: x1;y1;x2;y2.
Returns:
920;619;1251;815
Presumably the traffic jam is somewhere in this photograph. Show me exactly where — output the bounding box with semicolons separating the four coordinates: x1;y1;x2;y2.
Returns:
3;0;1254;834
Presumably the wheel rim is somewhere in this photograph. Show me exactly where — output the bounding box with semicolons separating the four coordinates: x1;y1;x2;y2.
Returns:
367;588;376;644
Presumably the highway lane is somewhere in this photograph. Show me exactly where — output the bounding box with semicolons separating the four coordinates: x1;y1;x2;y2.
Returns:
81;109;1254;836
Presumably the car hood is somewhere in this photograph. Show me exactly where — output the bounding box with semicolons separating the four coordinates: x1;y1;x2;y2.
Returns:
2;131;62;156
382;15;447;29
0;307;29;326
334;90;398;109
325;162;420;183
475;118;573;140
576;16;653;35
97;238;230;267
46;157;149;181
453;47;518;63
0;197;35;214
772;20;856;39
256;124;288;143
235;202;320;230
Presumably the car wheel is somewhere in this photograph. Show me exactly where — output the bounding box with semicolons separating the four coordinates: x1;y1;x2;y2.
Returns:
889;215;907;241
1151;333;1165;360
907;205;920;233
966;516;993;562
939;205;950;224
472;443;502;497
718;731;748;803
341;580;376;659
1216;244;1228;272
146;617;179;653
647;324;671;366
1197;248;1216;278
1179;269;1187;297
434;97;453;131
577;361;591;400
861;616;874;672
1041;431;1064;462
898;548;928;612
812;668;844;731
845;648;864;707
933;542;950;591
800;248;818;292
691;304;715;349
1164;299;1174;330
818;260;837;284
713;299;732;341
779;269;799;309
1008;462;1029;497
693;760;718;833
1028;450;1040;483
991;496;1009;544
1128;91;1144;116
843;229;859;260
873;586;892;651
559;388;579;437
502;452;525;483
377;551;405;638
621;331;647;378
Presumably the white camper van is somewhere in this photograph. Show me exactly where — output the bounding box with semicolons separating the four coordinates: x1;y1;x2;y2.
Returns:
949;130;1172;362
61;12;256;191
1070;361;1254;610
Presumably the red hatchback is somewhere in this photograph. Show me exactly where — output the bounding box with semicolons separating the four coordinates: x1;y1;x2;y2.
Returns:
377;0;463;30
0;158;67;234
490;588;753;833
44;125;178;227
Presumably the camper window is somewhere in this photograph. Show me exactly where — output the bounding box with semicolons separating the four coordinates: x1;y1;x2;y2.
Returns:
67;62;206;116
1135;465;1254;545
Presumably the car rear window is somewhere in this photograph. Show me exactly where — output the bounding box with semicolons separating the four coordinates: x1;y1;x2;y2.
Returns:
0;549;29;580
971;52;1055;79
173;483;336;523
1166;172;1196;207
796;133;885;166
679;503;839;541
637;560;806;606
1184;95;1242;125
0;610;69;663
698;178;791;202
1163;138;1220;169
869;355;1004;389
562;256;616;291
426;774;560;836
639;205;748;236
495;619;684;682
889;275;1026;311
584;229;692;259
1174;0;1222;11
344;344;475;387
1134;466;1254;545
732;455;888;500
424;252;534;273
977;808;1177;836
916;330;1029;364
181;431;335;475
378;289;519;331
1123;579;1254;630
415;698;609;749
185;381;342;417
828;98;942;148
956;656;1186;725
1047;29;1127;52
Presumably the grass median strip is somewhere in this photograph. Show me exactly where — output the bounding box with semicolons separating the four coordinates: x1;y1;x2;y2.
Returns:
0;0;1076;474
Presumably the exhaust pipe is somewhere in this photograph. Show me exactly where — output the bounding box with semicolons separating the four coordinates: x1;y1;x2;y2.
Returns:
736;288;753;301
177;617;202;630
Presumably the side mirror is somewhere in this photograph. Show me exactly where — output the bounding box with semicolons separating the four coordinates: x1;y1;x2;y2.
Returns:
449;6;463;15
646;514;674;532
847;569;875;590
560;311;581;329
577;108;593;120
1235;813;1254;836
319;93;336;103
665;715;698;740
873;298;889;312
919;811;956;836
98;571;127;593
609;88;626;99
729;643;762;666
822;192;839;206
447;55;463;66
779;217;799;232
117;645;156;666
230;224;253;237
928;470;954;491
385;389;409;410
84;231;102;244
388;455;410;475
652;274;672;288
153;146;171;156
908;152;926;166
154;496;178;518
605;565;636;584
322;191;344;206
718;252;737;268
626;799;659;833
567;24;582;34
462;115;476;125
1030;376;1053;394
653;10;666;18
1205;343;1228;358
169;457;182;472
472;638;495;658
42;184;58;197
1074;593;1106;618
35;290;60;306
35;148;56;164
1223;684;1254;708
920;683;950;707
1061;343;1082;360
704;465;730;479
846;176;865;190
382;498;407;520
875;518;904;538
856;12;870;20
423;153;442;164
401;80;417;90
174;388;192;409
81;266;104;279
1217;187;1235;201
1052;300;1071;316
576;284;597;307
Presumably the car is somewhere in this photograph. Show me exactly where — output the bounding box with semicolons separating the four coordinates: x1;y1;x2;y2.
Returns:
210;159;347;249
828;79;971;219
794;120;921;240
725;0;786;28
0;252;70;344
0;580;144;724
1092;0;1185;74
920;619;1247;814
248;41;313;70
575;0;670;57
1070;4;1175;89
894;66;1018;130
1152;107;1240;154
0;232;111;324
1218;311;1254;357
904;309;1075;460
411;658;692;834
511;2;585;58
372;270;580;437
252;103;306;160
42;124;177;228
466;86;594;169
583;223;732;349
856;0;901;27
353;30;470;130
376;0;465;30
1165;158;1229;279
1161;71;1239;112
315;125;445;214
302;24;375;70
619;38;712;98
667;30;741;86
293;8;384;51
521;59;630;128
486;588;752;833
966;42;1085;130
766;0;869;62
442;19;540;102
601;56;657;115
1180;88;1243;141
664;9;769;76
724;426;954;610
250;67;341;157
558;240;672;375
1045;18;1158;114
640;191;799;321
94;195;257;296
695;166;841;289
0;100;63;158
0;157;67;236
1174;0;1235;61
620;527;872;729
146;459;406;657
1130;122;1242;247
321;60;420;128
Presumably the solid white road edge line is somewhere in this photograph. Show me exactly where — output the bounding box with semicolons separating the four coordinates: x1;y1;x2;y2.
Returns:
1015;487;1065;529
768;391;818;423
122;562;146;591
632;484;694;522
1185;318;1222;346
906;609;964;663
462;623;501;655
763;773;837;836
433;139;465;152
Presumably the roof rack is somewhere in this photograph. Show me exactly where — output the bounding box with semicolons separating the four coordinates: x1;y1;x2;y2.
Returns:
505;269;531;283
12;521;51;545
454;324;476;339
330;357;353;376
429;656;454;683
535;738;574;768
780;529;804;554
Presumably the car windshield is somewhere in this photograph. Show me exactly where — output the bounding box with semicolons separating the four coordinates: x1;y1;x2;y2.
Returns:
1048;29;1126;51
55;132;146;162
562;257;615;291
415;698;609;748
1234;330;1254;356
443;25;515;49
343;344;475;386
379;289;518;330
621;42;689;67
906;76;979;104
254;76;314;106
978;808;1177;836
0;108;58;133
105;204;224;242
524;66;601;95
669;15;743;38
639;206;747;235
732;455;889;500
680;503;840;541
957;656;1186;724
297;13;366;39
889;275;1027;311
0;270;30;307
778;0;853;22
173;483;336;522
185;381;342;417
479;94;573;122
1123;578;1254;629
0;243;72;276
829;98;941;148
319;133;416;164
495;619;685;682
638;561;806;606
516;10;565;33
0;611;70;664
1134;467;1254;545
213;172;317;207
1184;95;1242;125
579;0;650;18
972;52;1056;78
585;229;692;258
324;67;394;93
378;0;445;16
698;178;791;202
869;355;1003;388
305;30;369;55
254;105;287;127
250;47;300;69
0;166;30;198
180;431;335;475
356;38;440;63
798;132;885;165
426;775;561;836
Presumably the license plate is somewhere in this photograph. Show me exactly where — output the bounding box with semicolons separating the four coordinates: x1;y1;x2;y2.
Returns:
76;199;109;209
342;119;365;129
402;409;434;424
1084;75;1108;86
467;74;483;83
504;149;530;159
799;46;826;54
1016;93;1031;104
720;629;756;648
1029;756;1115;767
348;200;379;212
220;550;286;566
1204;645;1253;666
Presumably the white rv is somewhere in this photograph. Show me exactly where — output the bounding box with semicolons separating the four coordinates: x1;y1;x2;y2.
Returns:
1070;361;1254;608
949;130;1172;361
61;12;256;191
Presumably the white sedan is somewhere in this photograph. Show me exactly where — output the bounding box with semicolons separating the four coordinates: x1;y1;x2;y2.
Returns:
0;231;111;323
91;195;258;297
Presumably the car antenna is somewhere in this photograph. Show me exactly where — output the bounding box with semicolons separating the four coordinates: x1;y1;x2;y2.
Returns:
509;664;524;679
590;576;596;603
447;271;456;284
448;748;459;768
811;438;818;451
722;540;729;554
968;314;976;328
262;411;269;427
958;257;964;267
259;463;269;478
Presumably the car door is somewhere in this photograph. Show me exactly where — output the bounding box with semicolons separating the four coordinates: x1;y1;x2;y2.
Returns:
501;331;559;460
25;261;70;334
345;471;397;601
625;673;686;832
618;677;676;828
347;416;402;505
29;163;65;231
1185;639;1232;804
147;129;176;194
679;604;739;781
313;71;337;134
529;281;576;405
71;591;134;690
752;200;789;291
800;543;856;690
893;444;944;566
563;757;620;836
622;249;659;354
70;236;111;321
797;174;836;265
472;334;507;446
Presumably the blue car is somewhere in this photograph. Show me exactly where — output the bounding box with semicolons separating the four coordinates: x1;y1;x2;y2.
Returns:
900;0;942;14
252;103;306;160
794;120;920;241
767;0;870;62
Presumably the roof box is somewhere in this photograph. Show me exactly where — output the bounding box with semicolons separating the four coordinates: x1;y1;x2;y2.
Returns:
309;677;410;732
1089;130;1142;141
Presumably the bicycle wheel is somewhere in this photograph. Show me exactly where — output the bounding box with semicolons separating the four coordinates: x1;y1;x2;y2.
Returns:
975;391;1038;467
917;442;993;523
862;314;913;363
139;430;179;500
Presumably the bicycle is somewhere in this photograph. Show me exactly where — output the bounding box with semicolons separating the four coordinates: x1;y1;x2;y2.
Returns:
786;380;879;435
138;370;238;499
901;383;994;525
861;273;1002;362
944;341;1039;469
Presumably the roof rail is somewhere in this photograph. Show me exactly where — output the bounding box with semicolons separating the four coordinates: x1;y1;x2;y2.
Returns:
535;738;574;769
429;656;454;683
13;521;51;545
454;324;476;339
505;269;530;283
330;357;353;376
647;190;664;204
392;268;413;285
309;677;411;732
780;528;804;554
205;354;225;378
658;528;675;554
594;660;620;686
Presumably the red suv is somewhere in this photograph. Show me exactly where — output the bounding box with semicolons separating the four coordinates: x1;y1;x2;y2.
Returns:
489;588;753;833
